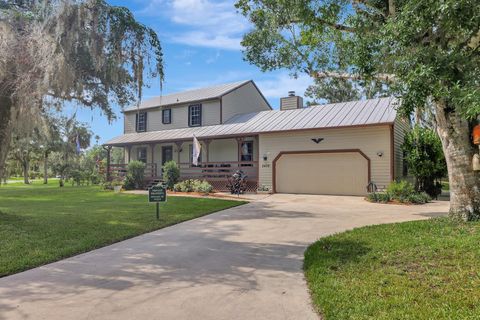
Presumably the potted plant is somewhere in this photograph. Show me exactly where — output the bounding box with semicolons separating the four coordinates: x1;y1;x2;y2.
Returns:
112;179;123;193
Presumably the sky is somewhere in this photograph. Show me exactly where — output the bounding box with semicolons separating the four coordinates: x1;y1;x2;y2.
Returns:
67;0;313;144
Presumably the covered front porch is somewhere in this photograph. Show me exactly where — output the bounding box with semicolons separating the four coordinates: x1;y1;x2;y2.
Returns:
104;136;259;192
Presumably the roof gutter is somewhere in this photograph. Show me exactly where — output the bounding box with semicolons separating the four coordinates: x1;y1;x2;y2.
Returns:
103;122;394;147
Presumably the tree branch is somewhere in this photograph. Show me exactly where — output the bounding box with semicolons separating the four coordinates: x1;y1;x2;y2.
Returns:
312;71;397;83
314;17;355;33
284;18;355;33
351;0;386;17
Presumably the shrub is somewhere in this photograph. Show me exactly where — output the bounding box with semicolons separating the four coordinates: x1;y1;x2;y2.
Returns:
386;180;415;202
367;192;390;203
173;179;213;194
405;192;431;204
173;179;193;192
402;126;447;198
102;181;113;190
368;180;431;204
69;169;84;186
162;161;180;190
195;180;213;194
124;161;145;190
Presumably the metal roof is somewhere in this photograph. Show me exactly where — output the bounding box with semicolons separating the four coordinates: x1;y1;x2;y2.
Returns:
105;97;399;146
123;80;251;112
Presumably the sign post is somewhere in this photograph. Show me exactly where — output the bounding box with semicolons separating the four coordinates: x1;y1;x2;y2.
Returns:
148;184;167;220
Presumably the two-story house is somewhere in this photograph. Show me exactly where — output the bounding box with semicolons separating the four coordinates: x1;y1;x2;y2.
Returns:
104;80;409;195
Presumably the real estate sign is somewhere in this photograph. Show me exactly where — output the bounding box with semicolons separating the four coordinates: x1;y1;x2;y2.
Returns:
149;184;167;220
149;184;167;203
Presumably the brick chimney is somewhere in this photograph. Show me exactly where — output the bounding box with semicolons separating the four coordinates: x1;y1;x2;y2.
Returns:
280;91;303;110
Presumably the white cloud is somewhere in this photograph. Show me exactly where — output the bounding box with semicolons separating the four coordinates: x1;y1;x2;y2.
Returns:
206;51;221;64
140;0;248;50
173;32;242;50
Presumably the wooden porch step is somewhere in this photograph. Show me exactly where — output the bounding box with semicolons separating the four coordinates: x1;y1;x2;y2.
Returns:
145;178;162;190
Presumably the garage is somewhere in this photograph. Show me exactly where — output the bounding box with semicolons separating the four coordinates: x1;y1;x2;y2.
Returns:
273;150;370;196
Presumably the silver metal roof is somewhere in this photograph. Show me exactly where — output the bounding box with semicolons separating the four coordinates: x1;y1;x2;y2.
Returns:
105;97;399;146
123;80;251;112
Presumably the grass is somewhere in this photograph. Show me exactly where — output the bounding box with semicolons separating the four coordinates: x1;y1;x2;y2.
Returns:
0;181;245;277
441;180;450;191
304;218;480;320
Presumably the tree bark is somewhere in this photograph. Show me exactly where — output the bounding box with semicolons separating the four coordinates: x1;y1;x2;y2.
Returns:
0;91;13;182
44;151;49;184
435;100;480;221
22;158;30;184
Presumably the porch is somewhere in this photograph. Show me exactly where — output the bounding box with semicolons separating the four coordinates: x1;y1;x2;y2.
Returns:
104;136;260;192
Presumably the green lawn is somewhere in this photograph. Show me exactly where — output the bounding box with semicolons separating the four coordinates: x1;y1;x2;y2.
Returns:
0;181;245;277
304;218;480;320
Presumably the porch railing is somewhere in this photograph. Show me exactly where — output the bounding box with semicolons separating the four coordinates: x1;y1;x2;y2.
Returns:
178;161;258;192
108;163;157;179
107;161;259;192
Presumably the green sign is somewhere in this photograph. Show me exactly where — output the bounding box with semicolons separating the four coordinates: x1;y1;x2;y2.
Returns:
149;184;167;203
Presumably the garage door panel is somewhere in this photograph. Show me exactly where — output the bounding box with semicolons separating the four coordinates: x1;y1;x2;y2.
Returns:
275;152;368;196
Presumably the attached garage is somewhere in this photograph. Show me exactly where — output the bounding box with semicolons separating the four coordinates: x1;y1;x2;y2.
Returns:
273;150;370;196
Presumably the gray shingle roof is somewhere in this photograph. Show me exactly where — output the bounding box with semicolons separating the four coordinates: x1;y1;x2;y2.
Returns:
123;80;251;112
105;97;399;146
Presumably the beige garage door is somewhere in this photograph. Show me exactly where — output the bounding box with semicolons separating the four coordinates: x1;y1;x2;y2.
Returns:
275;152;369;196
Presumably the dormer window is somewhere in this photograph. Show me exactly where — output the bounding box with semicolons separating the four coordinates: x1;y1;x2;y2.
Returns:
188;104;202;127
162;109;171;124
135;112;147;132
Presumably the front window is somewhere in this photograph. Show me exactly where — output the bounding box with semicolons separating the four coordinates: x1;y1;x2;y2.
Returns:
162;109;171;124
136;112;147;132
137;147;147;163
240;141;253;162
188;104;202;127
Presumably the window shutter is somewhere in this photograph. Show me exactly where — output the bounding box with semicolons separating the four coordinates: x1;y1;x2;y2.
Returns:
144;112;147;131
135;113;139;132
199;104;202;126
188;106;192;127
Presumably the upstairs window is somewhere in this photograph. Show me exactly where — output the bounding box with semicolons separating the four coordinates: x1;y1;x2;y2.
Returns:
188;104;202;127
135;112;147;132
162;109;171;124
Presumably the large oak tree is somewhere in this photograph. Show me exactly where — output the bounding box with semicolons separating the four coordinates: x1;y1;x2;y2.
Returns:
0;0;164;179
236;0;480;220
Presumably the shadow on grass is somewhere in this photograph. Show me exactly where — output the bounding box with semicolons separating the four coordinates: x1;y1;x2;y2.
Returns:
304;238;371;272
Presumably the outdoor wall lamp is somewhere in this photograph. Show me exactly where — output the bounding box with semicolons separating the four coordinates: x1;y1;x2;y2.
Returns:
263;153;269;161
377;151;384;157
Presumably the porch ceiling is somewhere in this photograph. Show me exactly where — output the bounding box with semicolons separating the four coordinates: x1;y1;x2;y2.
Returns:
104;97;398;147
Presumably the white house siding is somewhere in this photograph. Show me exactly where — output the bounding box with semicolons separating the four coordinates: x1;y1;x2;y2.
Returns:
221;81;270;123
393;116;411;180
258;126;392;192
123;100;221;133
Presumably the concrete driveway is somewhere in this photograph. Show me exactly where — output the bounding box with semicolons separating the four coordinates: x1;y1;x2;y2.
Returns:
0;194;448;320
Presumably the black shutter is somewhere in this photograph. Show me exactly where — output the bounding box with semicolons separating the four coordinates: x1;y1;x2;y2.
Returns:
198;104;202;126
135;113;139;132
144;112;147;131
188;105;192;127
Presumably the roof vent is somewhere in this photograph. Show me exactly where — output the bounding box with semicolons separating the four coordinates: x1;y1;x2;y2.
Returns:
280;92;303;111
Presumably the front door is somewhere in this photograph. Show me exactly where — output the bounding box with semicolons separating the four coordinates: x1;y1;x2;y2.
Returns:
162;146;173;166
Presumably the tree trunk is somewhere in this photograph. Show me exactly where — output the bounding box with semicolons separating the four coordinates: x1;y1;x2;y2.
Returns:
435;100;480;221
0;90;13;181
44;151;49;184
22;159;30;184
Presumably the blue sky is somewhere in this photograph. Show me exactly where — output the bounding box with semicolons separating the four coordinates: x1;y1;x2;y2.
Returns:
69;0;313;144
